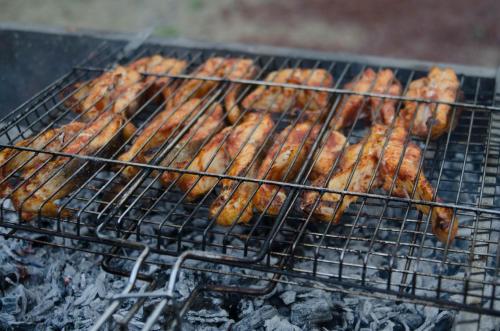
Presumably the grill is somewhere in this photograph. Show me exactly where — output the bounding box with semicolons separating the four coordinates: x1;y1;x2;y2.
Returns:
1;29;500;330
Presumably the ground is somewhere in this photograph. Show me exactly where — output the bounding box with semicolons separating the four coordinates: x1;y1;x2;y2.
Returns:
1;0;499;67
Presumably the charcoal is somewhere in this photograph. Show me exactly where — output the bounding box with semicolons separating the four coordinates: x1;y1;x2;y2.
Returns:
0;297;21;315
397;313;424;329
232;305;278;331
264;315;301;331
290;297;332;326
237;299;254;319
185;307;231;324
434;311;454;330
279;291;296;305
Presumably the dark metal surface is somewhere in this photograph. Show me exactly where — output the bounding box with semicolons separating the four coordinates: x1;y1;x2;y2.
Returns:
1;26;500;329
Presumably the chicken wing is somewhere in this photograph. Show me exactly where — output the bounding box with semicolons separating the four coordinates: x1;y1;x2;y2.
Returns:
253;122;320;215
300;130;347;215
380;126;458;243
174;127;232;201
10;113;125;221
397;67;460;140
209;113;274;226
166;58;259;123
241;69;333;116
331;68;402;130
118;99;219;179
0;122;87;197
313;124;387;222
128;55;187;99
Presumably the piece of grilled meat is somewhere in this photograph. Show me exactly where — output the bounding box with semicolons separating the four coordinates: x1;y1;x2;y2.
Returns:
379;126;458;243
210;113;274;226
397;67;460;140
242;69;333;117
312;124;387;223
175;127;232;201
166;57;259;124
331;68;402;130
253;122;320;215
128;55;187;99
10;113;125;221
300;130;347;215
0;122;87;197
117;99;221;179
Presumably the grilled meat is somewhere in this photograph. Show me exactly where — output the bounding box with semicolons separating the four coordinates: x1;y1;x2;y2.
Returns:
397;67;460;140
331;68;402;130
253;122;320;215
312;124;386;222
175;127;232;201
118;99;221;179
11;113;125;221
380;126;458;243
300;130;347;214
166;58;259;124
128;55;187;99
242;69;333;116
0;122;87;197
210;113;274;226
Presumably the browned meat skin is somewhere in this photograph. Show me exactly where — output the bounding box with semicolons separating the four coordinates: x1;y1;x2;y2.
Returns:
165;58;259;124
300;130;347;215
253;122;320;215
331;68;402;130
397;67;460;140
0;122;87;197
157;104;225;186
128;55;187;99
10;113;124;221
380;126;458;243
175;127;232;201
118;99;221;179
210;113;274;226
313;124;387;222
241;69;333;116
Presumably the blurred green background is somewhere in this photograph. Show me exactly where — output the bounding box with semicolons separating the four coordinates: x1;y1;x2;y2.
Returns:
1;0;499;66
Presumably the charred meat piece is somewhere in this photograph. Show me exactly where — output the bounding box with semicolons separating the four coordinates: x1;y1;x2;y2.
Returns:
118;99;221;179
166;58;259;124
300;130;347;214
174;127;232;201
210;113;274;226
380;126;458;243
242;69;333;115
11;113;125;221
313;124;387;222
157;104;225;186
397;67;460;140
331;68;402;130
0;122;87;197
128;55;187;99
253;122;320;215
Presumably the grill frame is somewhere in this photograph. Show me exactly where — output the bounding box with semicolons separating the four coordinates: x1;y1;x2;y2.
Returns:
1;27;500;326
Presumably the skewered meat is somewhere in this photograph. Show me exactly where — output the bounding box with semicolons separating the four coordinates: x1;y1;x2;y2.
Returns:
312;124;386;222
210;113;274;226
300;130;347;214
175;127;232;201
242;69;333;116
117;99;221;179
379;126;458;243
0;122;87;197
253;122;320;215
331;68;402;130
11;113;125;221
397;67;460;140
166;57;259;124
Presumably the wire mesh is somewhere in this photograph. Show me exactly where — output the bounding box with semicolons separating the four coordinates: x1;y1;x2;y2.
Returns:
0;41;499;318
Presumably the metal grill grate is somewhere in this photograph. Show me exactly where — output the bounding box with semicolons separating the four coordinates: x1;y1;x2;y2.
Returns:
1;40;499;322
